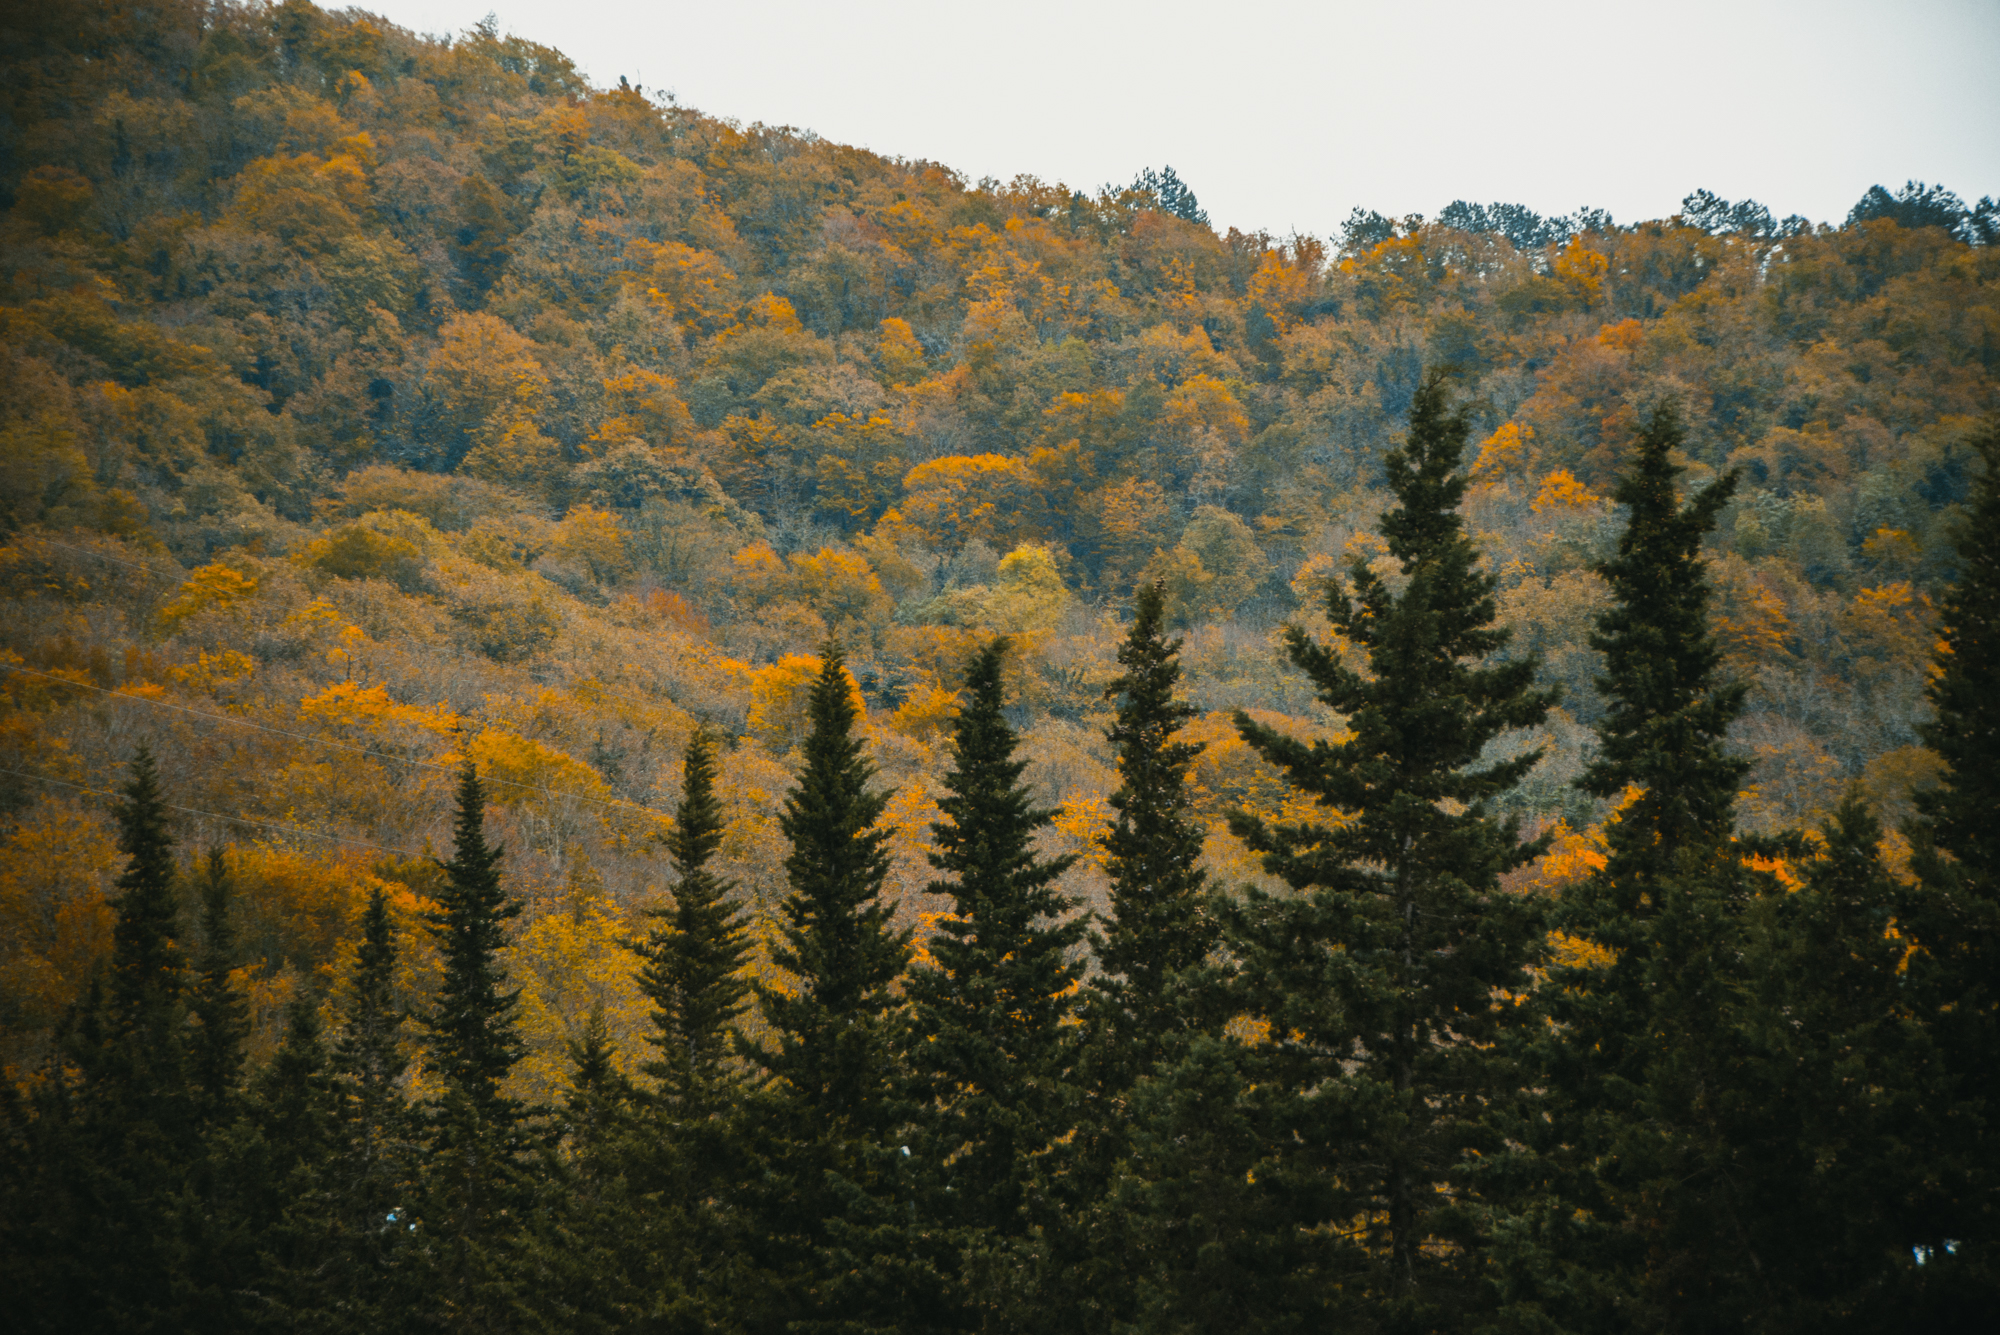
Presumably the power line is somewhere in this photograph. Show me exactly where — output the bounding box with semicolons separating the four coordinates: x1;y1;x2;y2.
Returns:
0;766;422;858
0;661;671;822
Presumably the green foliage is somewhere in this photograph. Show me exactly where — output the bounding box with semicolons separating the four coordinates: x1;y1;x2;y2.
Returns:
1211;373;1555;1323
636;729;751;1106
905;639;1085;1305
1093;580;1218;1064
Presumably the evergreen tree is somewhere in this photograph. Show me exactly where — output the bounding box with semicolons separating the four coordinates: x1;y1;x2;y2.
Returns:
264;883;420;1333
425;762;527;1121
1901;416;2000;1315
739;643;916;1331
1725;793;1958;1330
1093;580;1219;1070
14;746;202;1330
417;762;530;1326
255;995;342;1177
905;640;1086;1316
636;728;751;1107
748;645;910;1121
1042;586;1219;1332
333;884;412;1177
189;846;249;1123
1521;403;1757;1328
1204;373;1555;1324
104;744;188;1050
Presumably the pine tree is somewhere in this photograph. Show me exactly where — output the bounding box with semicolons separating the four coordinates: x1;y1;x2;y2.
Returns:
1724;794;1957;1329
1210;373;1555;1324
739;643;916;1330
425;762;527;1121
16;746;200;1330
417;762;530;1327
189;847;249;1123
1093;580;1219;1071
1522;403;1759;1328
105;744;188;1048
264;883;419;1332
905;640;1086;1311
749;645;910;1119
256;996;341;1177
636;728;751;1107
1900;416;2000;1316
333;884;411;1170
1043;583;1220;1332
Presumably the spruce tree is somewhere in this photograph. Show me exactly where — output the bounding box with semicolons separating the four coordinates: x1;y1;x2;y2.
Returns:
333;884;411;1175
189;847;249;1123
1523;403;1757;1328
105;745;188;1047
1725;794;1957;1329
1093;581;1218;1068
1213;373;1555;1324
1902;416;2000;1315
739;643;916;1330
905;640;1086;1307
749;645;910;1119
418;762;529;1326
18;746;200;1330
636;728;751;1107
425;762;526;1121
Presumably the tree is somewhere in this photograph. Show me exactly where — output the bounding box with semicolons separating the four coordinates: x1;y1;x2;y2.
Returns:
1093;581;1218;1068
739;642;915;1328
425;761;527;1122
418;761;530;1325
1901;416;2000;1315
189;847;248;1123
1727;794;1959;1330
1524;402;1758;1328
905;639;1086;1313
1216;372;1556;1324
636;728;752;1107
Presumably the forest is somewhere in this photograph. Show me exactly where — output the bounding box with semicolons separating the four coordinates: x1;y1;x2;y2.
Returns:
0;1;1996;1329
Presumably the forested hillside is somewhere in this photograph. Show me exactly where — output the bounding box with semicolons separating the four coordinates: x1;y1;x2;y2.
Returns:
2;3;1996;1330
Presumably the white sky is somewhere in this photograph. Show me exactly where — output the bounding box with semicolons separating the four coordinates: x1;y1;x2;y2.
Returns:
359;0;2000;239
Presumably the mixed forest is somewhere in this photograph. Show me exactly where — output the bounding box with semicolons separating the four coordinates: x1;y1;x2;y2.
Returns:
1;2;1997;1330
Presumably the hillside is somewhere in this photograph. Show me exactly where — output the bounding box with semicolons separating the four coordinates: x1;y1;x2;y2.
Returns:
2;0;1994;1089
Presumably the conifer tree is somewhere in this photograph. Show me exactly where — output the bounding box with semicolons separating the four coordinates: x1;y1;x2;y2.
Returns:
426;762;526;1121
749;644;910;1120
418;762;530;1326
1901;417;2000;1314
333;884;411;1169
1213;373;1555;1323
189;847;249;1123
739;643;916;1329
637;728;751;1106
1725;794;1957;1328
105;745;188;1049
17;746;200;1330
256;996;341;1176
1523;403;1758;1328
1093;580;1218;1071
906;640;1086;1273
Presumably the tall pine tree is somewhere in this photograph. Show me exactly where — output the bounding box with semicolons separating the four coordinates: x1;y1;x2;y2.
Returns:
1216;373;1555;1325
189;847;249;1124
418;762;529;1326
1523;402;1757;1329
1093;581;1219;1068
1901;415;2000;1316
739;644;917;1331
905;640;1086;1319
637;728;751;1107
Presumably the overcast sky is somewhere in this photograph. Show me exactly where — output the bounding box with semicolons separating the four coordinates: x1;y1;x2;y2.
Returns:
361;0;2000;239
